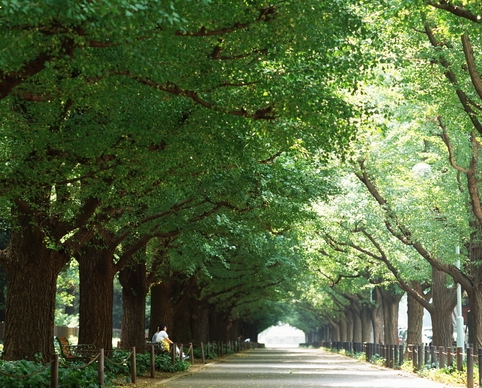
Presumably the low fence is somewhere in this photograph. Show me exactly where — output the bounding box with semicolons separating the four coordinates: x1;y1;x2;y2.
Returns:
0;340;258;388
319;341;480;388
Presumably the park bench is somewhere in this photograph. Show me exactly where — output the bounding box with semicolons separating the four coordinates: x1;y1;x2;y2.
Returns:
55;336;97;362
146;341;168;355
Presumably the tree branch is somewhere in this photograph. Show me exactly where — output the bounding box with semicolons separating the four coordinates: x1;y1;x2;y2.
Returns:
461;34;482;101
424;23;482;135
0;52;52;100
427;1;481;23
355;159;473;290
115;71;276;120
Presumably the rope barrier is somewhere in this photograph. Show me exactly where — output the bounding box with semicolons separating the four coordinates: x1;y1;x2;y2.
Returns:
0;340;253;386
58;353;100;369
104;351;133;366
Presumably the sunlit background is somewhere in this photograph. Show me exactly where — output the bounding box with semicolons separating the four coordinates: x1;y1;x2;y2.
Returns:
258;323;305;348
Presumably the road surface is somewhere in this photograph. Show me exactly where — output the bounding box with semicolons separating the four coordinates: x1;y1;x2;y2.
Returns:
153;347;461;387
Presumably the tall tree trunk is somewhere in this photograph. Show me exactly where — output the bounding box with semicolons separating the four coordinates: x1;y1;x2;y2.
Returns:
465;225;482;349
321;325;330;341
467;283;482;349
76;241;116;350
361;303;372;342
245;322;259;342
380;286;402;345
119;262;149;351
345;308;354;342
327;318;340;341
430;267;456;348
0;267;7;322
352;307;362;342
332;322;340;342
191;306;209;343
173;294;196;344
208;308;230;342
406;286;424;345
370;288;384;344
344;295;363;343
150;282;177;339
339;317;348;342
1;215;68;362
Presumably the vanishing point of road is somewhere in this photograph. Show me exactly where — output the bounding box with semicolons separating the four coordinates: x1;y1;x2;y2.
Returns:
154;347;460;388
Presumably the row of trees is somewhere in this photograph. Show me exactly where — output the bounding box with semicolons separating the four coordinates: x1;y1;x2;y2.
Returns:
0;0;374;362
1;0;482;363
291;0;482;350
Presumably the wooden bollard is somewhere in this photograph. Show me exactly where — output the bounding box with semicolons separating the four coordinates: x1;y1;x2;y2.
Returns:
189;342;194;363
467;347;473;388
456;347;463;371
98;348;105;386
201;342;206;364
417;345;423;370
412;345;418;370
438;346;445;369
446;346;452;366
150;345;155;378
50;354;59;388
131;347;137;384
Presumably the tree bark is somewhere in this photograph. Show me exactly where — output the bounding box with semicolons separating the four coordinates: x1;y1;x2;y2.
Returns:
339;316;348;342
173;294;196;344
406;283;424;345
352;307;362;342
208;308;231;342
150;282;177;339
76;240;116;350
1;214;68;361
327;318;340;342
191;306;209;343
464;222;482;349
370;288;384;344
119;262;149;351
430;267;456;348
380;286;402;345
361;304;372;342
0;267;7;322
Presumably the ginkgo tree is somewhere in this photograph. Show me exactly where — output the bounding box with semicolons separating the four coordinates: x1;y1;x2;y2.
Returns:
0;0;374;361
362;0;482;349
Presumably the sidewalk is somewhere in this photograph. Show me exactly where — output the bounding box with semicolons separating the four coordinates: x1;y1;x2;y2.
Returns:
147;347;462;387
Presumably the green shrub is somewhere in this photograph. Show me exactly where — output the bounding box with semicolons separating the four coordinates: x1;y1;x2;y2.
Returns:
192;346;217;360
0;350;190;387
370;354;386;366
0;359;108;388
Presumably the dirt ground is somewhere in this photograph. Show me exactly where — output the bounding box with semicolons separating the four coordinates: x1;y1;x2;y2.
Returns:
114;363;208;388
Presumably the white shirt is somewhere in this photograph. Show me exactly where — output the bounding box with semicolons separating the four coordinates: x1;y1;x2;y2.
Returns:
156;330;169;342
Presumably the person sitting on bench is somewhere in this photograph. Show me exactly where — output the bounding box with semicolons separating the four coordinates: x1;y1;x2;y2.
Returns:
152;327;160;343
156;324;189;359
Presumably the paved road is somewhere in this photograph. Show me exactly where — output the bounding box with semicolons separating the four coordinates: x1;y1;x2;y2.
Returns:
156;347;461;388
